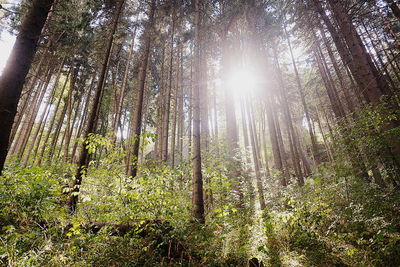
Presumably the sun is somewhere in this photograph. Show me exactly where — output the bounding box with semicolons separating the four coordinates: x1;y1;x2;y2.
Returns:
226;67;261;95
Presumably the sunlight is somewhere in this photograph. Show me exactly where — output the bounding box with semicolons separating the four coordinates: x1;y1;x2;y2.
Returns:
0;31;16;74
226;67;261;95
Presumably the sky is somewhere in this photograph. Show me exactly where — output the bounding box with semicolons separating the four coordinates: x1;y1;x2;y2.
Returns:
0;0;20;73
0;31;16;74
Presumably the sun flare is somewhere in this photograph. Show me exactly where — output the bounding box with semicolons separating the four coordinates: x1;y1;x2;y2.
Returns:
226;68;261;95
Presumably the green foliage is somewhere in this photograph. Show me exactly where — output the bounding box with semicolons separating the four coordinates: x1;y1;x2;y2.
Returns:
2;101;400;266
0;141;255;266
335;94;400;184
0;165;65;227
253;163;400;266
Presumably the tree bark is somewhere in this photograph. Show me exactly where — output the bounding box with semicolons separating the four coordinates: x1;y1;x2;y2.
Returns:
285;27;320;165
265;97;287;186
322;0;390;102
192;0;205;223
37;67;71;165
127;0;155;178
0;0;55;174
24;57;65;165
112;29;136;144
67;0;124;213
161;6;176;162
244;97;266;210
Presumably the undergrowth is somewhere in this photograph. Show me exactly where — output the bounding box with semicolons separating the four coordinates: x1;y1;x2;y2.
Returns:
1;155;400;266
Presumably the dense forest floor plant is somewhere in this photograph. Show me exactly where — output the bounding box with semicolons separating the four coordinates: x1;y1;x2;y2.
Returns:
0;140;260;266
2;145;400;266
1;100;400;266
255;162;400;266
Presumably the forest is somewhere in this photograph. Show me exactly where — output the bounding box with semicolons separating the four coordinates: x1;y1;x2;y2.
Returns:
0;0;399;266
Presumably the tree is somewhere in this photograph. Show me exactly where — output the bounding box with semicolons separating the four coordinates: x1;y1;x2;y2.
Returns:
0;0;55;175
126;0;156;178
67;0;125;213
385;0;400;19
192;0;205;223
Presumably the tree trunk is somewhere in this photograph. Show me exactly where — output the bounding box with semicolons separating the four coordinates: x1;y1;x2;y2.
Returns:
170;48;179;168
70;75;96;163
112;30;136;143
24;57;65;165
37;67;71;165
0;0;54;174
239;99;256;207
155;45;165;160
265;97;287;186
67;0;124;213
127;0;155;178
9;38;53;145
285;27;320;165
273;48;305;186
178;44;184;165
17;65;53;159
326;0;389;102
161;7;176;163
314;45;371;182
244;97;266;210
318;25;356;114
192;0;205;224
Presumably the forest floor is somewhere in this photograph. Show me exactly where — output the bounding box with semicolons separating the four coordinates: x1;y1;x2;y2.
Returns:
1;162;400;266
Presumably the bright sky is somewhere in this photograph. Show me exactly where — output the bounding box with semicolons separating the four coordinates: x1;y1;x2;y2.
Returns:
0;0;19;74
0;31;16;74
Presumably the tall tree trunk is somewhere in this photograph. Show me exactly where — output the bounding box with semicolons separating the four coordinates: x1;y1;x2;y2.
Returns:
67;0;124;213
239;99;256;207
9;38;53;144
127;0;155;178
265;97;287;186
161;6;176;163
0;0;54;174
314;45;371;182
285;27;319;165
155;45;165;160
244;97;266;210
178;45;184;165
62;63;81;161
37;67;71;165
48;75;74;159
322;0;390;102
199;44;209;151
318;25;356;114
192;0;205;223
188;52;193;156
10;59;51;157
17;65;53;159
112;30;136;143
273;48;305;186
170;47;180;168
24;58;65;165
70;74;96;163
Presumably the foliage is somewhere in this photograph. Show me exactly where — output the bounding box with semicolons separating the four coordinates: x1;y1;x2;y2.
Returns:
255;163;400;266
0;142;257;266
